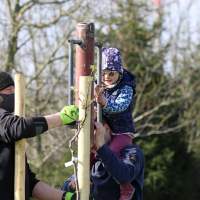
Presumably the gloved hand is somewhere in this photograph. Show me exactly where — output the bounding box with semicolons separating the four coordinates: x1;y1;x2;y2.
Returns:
65;191;95;200
65;192;76;200
58;105;79;125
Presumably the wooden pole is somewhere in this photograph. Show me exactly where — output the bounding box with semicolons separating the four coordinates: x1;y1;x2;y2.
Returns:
14;74;25;200
78;76;91;200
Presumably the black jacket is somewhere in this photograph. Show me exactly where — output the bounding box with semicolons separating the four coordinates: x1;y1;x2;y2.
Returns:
0;108;39;200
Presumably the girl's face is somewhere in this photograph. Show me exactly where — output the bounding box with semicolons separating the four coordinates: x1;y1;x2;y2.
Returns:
102;70;119;86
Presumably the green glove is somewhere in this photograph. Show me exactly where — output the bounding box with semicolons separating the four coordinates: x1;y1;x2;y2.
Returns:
65;191;94;200
65;192;76;200
58;105;79;125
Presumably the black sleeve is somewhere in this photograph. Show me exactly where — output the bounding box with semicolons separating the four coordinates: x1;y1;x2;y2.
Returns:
0;108;36;143
25;156;40;198
31;117;48;136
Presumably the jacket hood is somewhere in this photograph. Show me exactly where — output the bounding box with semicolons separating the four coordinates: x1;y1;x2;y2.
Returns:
120;69;136;89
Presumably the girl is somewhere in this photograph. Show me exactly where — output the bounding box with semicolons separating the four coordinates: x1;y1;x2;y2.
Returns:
95;47;137;200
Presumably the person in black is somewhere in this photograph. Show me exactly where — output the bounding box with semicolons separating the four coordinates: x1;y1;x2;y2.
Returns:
0;70;77;200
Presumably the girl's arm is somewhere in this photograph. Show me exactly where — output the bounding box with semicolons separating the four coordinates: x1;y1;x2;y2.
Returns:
103;85;133;114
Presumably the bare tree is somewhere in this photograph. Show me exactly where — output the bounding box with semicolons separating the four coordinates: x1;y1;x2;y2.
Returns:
92;0;200;151
0;0;91;174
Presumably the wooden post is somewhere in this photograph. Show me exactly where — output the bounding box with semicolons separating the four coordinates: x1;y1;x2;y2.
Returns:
78;76;91;200
14;74;25;200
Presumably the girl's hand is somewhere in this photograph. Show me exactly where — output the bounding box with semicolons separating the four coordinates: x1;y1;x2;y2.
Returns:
96;94;106;107
94;84;103;95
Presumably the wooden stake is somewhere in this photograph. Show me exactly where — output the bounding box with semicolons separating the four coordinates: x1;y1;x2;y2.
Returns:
78;76;91;200
14;74;25;200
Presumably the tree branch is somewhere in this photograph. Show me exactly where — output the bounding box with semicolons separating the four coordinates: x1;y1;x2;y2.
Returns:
134;94;190;123
6;0;14;23
25;36;68;87
135;119;193;137
21;0;83;28
16;1;35;21
36;0;69;5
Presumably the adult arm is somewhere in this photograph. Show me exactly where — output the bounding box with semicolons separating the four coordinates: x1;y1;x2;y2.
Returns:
30;163;74;200
44;113;62;129
0;105;78;142
26;156;64;200
103;85;133;114
32;113;64;133
0;109;36;142
96;144;144;185
36;105;79;130
0;109;49;142
32;182;65;200
94;122;144;184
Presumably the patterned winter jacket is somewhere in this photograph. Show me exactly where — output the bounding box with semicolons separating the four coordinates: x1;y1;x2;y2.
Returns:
102;69;136;134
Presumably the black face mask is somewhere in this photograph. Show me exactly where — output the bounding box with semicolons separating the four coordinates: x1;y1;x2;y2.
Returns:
0;93;15;113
